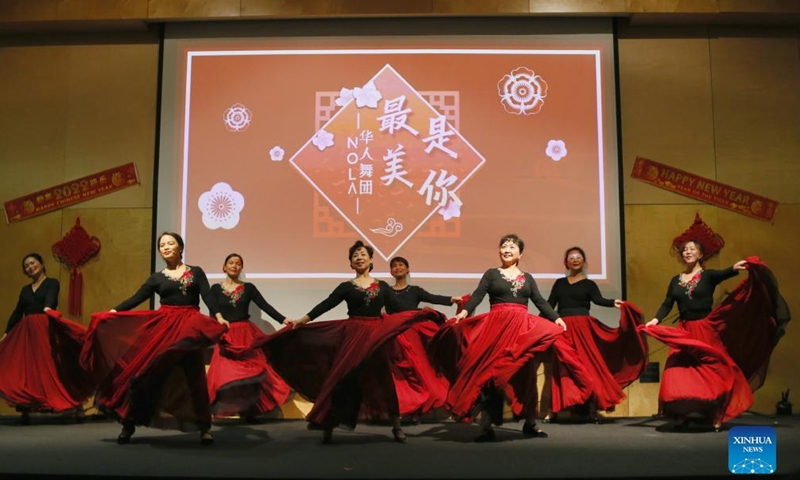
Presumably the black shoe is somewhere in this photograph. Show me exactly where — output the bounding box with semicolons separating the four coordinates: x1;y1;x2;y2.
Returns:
522;423;548;438
117;425;135;444
200;431;214;445
542;413;556;424
474;428;496;443
322;429;333;444
244;414;260;424
15;413;30;426
392;427;408;444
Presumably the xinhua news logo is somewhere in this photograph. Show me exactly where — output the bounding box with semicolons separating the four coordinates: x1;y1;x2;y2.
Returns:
728;426;776;474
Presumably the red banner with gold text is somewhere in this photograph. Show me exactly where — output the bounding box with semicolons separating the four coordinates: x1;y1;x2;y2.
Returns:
4;163;140;224
631;156;778;222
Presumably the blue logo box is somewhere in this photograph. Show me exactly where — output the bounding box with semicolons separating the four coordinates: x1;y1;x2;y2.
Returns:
729;426;776;474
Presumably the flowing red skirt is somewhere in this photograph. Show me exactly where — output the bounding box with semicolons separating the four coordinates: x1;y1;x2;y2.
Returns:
243;308;441;430
208;320;290;417
361;313;450;419
428;303;593;423
0;311;94;412
639;257;784;424
551;303;648;411
80;306;227;431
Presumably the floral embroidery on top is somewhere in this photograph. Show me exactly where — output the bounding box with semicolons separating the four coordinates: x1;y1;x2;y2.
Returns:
499;270;526;297
352;280;381;306
678;271;702;300
164;266;195;296
222;284;245;306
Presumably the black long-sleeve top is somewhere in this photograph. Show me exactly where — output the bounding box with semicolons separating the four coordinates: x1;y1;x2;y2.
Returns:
306;279;405;320
547;277;616;317
385;285;452;314
462;269;559;321
210;282;285;323
655;267;739;321
115;265;219;315
5;277;59;334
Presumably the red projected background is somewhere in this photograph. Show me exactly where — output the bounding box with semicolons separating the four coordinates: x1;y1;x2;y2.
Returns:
168;41;616;282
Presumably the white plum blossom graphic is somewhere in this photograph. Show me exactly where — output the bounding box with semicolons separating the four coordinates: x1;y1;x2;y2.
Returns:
335;81;383;109
312;129;335;151
438;199;462;221
545;140;568;161
334;87;354;107
223;103;252;132
269;146;285;162
498;67;548;115
198;182;245;230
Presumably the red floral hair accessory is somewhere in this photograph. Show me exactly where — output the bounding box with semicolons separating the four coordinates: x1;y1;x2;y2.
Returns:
671;213;725;261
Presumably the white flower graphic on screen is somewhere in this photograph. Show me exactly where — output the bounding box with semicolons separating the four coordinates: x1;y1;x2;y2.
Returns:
335;82;383;109
545;140;568;161
335;87;355;107
438;198;462;221
269;146;285;162
223;103;252;132
198;182;245;230
353;81;382;108
498;67;548;115
312;129;335;151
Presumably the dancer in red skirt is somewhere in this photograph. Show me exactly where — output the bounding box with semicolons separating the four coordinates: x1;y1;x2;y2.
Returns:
80;232;229;445
370;256;461;423
0;253;93;424
542;246;647;423
241;240;444;444
207;253;290;422
430;234;593;442
641;215;785;431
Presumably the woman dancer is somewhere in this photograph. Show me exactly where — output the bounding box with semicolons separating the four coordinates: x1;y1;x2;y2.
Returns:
207;253;290;422
543;246;647;423
241;240;444;444
0;253;93;424
370;256;460;423
430;234;592;442
642;215;784;431
80;232;229;445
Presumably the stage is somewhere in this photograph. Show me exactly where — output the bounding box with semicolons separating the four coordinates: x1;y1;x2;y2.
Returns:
1;413;798;479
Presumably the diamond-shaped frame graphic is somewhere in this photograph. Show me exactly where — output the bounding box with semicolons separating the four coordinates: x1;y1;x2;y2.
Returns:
290;64;486;261
313;90;462;240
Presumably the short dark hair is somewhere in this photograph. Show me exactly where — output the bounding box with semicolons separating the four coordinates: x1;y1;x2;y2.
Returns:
349;240;374;271
499;234;525;253
21;253;45;274
390;256;409;269
564;246;587;263
224;253;243;266
158;231;185;257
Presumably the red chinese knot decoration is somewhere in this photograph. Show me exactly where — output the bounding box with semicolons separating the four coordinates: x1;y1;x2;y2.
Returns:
52;218;101;316
671;213;725;261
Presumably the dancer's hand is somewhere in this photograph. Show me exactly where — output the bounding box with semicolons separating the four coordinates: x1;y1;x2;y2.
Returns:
450;295;463;304
216;314;230;328
109;309;117;313
284;316;310;329
645;318;659;327
555;318;567;331
614;299;623;308
733;260;747;271
454;310;468;324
